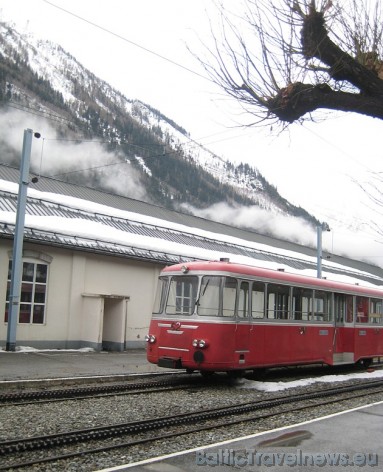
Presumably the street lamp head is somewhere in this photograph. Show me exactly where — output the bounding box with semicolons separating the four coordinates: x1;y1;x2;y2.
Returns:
321;222;331;232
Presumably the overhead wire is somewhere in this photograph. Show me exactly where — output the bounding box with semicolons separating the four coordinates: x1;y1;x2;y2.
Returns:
6;2;383;262
43;0;210;82
38;3;259;148
17;2;379;216
6;1;256;177
8;101;74;126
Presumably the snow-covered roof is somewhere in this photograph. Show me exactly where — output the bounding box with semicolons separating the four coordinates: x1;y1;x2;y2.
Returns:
0;184;312;268
1;164;383;287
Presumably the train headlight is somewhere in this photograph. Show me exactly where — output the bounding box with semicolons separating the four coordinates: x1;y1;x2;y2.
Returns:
145;334;156;343
192;339;208;349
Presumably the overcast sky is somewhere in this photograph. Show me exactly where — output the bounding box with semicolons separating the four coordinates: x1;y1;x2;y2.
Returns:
1;0;383;265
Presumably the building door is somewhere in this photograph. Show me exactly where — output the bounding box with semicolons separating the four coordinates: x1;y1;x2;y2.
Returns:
102;296;127;351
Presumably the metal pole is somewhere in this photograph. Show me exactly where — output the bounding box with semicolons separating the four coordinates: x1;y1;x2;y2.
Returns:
317;225;322;279
6;129;33;351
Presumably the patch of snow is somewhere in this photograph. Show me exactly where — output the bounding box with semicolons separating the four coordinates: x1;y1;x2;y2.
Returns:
237;369;383;392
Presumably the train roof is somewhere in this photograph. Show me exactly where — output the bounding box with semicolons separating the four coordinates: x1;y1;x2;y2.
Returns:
162;260;383;297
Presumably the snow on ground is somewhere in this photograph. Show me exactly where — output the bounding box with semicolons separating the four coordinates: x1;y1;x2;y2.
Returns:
237;369;383;392
0;346;95;353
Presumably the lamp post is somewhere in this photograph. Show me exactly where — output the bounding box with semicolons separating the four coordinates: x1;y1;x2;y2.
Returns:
317;223;330;279
6;129;40;351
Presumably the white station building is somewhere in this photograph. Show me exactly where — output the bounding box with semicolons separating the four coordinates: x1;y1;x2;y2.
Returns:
1;163;382;351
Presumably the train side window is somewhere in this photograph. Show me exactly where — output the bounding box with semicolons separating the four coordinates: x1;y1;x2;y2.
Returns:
198;276;221;316
313;290;332;322
356;296;369;323
292;287;313;321
251;281;265;318
237;281;249;318
369;298;383;324
152;277;168;314
345;295;354;323
165;276;198;315
267;284;290;319
334;293;354;324
222;277;237;317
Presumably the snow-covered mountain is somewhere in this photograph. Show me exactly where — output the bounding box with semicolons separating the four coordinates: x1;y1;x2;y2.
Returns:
0;21;319;222
0;20;382;268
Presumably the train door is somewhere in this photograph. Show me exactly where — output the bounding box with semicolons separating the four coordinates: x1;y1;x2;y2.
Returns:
333;293;355;364
355;296;383;362
235;280;251;367
290;287;317;362
265;283;292;364
354;295;370;361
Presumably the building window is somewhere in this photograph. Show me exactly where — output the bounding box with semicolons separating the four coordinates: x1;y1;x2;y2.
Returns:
5;261;48;324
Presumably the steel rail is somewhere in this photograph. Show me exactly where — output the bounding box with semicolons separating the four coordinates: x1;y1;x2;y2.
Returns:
2;380;383;471
0;376;193;405
2;363;381;405
1;379;382;458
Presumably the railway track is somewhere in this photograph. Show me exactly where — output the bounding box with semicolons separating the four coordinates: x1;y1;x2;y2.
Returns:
0;375;198;405
2;362;380;406
1;378;383;470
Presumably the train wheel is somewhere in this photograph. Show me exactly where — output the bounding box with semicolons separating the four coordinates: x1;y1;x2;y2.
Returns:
251;368;267;379
356;358;373;369
200;370;214;377
185;368;195;374
226;370;243;378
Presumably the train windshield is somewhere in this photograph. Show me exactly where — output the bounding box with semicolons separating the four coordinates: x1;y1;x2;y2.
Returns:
165;276;198;315
152;277;168;314
198;276;237;317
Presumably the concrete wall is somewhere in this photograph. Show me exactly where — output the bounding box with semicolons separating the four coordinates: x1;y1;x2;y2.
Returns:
0;239;163;350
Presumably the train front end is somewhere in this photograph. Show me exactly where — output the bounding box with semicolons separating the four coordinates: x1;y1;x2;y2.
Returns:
146;261;234;372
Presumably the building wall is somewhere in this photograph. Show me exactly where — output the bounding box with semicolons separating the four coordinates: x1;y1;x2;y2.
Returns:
0;239;164;350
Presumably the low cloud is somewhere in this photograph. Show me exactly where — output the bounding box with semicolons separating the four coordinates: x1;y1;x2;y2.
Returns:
182;201;383;269
0;109;147;201
181;202;316;245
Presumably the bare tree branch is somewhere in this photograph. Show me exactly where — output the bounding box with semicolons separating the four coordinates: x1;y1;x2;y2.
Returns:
198;0;383;125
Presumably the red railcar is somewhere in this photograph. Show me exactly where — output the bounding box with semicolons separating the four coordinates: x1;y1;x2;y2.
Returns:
146;260;383;374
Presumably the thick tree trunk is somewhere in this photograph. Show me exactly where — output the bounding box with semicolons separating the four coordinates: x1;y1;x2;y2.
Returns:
261;83;383;123
301;10;383;97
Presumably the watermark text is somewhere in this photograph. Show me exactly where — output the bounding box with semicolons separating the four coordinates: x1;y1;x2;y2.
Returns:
195;449;378;468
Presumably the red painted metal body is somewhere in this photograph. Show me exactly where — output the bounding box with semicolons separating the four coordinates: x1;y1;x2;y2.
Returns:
146;261;383;372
